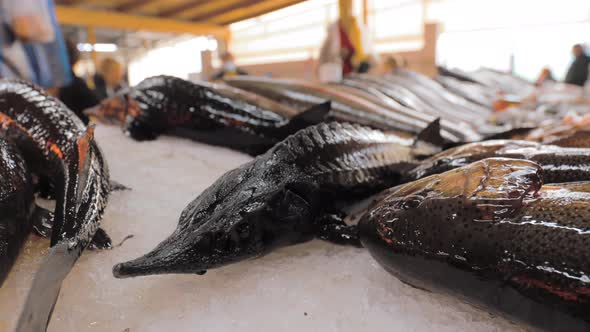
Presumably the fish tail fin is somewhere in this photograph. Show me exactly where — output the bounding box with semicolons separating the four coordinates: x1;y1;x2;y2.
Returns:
16;243;80;332
280;101;331;135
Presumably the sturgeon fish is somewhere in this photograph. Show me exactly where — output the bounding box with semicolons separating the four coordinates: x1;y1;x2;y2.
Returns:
224;76;465;142
88;75;330;155
360;158;589;330
0;80;110;331
406;139;590;183
112;122;441;278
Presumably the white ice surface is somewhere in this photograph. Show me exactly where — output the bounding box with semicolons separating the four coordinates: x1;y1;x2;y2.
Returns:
0;125;525;332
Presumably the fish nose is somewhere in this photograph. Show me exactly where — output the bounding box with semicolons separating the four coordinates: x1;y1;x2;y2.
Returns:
112;232;211;278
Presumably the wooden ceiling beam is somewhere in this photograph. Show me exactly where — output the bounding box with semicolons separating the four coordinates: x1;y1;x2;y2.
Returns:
190;0;260;22
159;0;209;17
55;5;229;38
115;0;155;12
212;0;307;25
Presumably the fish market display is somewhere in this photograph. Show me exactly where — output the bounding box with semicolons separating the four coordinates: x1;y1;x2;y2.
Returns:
360;158;589;330
439;67;535;98
406;139;590;183
89;75;330;155
0;138;34;286
0;80;110;331
225;75;474;142
341;73;501;137
112;122;441;278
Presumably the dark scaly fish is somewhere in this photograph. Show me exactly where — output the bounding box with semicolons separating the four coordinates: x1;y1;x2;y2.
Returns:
0;80;110;331
87;75;330;155
112;122;440;278
0;138;34;286
406;139;590;183
224;76;465;142
360;158;589;330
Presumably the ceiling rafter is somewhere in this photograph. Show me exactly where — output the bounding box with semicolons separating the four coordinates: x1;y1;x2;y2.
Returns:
115;0;155;12
213;0;307;25
55;5;229;38
159;0;210;17
190;0;260;22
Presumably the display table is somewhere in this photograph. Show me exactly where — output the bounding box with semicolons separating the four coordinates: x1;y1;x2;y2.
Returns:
0;125;523;331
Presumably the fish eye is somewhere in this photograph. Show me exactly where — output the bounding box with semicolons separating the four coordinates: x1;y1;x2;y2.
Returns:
401;195;423;210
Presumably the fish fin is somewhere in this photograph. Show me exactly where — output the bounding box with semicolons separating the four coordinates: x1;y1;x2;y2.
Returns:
16;243;80;332
414;118;446;148
76;125;95;175
110;180;131;192
315;210;362;248
281;101;331;134
88;228;113;250
32;206;54;238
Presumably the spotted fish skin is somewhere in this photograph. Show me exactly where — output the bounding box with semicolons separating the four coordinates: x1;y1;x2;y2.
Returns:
92;75;328;155
0;138;33;286
360;158;590;330
406;139;590;184
112;122;438;278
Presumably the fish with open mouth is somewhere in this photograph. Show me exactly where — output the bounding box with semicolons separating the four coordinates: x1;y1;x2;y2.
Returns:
406;139;590;183
87;75;330;155
360;158;589;330
112;121;441;278
0;80;110;331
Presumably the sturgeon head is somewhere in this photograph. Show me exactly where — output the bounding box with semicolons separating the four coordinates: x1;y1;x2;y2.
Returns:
113;158;317;278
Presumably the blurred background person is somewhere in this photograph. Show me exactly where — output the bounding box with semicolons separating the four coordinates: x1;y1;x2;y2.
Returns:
318;0;374;82
564;44;589;87
57;38;98;124
212;52;248;80
93;57;124;100
534;66;555;87
0;0;71;88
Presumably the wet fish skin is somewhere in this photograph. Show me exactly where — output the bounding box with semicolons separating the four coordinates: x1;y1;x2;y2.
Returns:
360;158;590;330
0;80;110;331
527;126;590;148
113;122;438;278
0;80;110;249
0;138;34;286
406;139;590;184
90;75;329;155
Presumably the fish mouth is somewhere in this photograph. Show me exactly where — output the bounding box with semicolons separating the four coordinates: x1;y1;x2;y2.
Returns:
85;92;138;124
112;226;256;278
112;237;209;278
